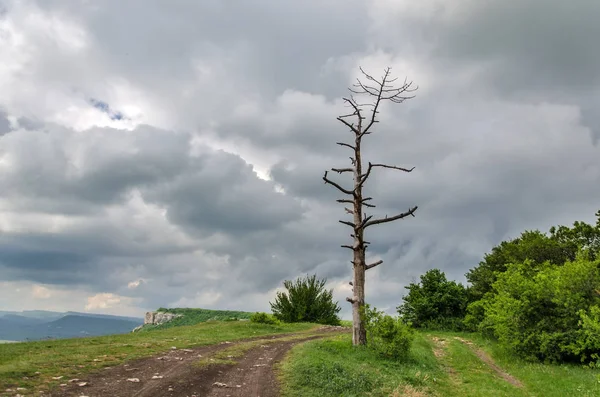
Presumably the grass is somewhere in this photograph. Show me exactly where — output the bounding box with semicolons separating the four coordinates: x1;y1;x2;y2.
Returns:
278;333;444;397
278;331;600;397
0;320;314;395
456;331;600;397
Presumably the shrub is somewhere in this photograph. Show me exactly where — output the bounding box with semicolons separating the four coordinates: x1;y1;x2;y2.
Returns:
480;254;600;363
362;304;414;359
397;269;470;331
270;274;341;325
250;312;280;325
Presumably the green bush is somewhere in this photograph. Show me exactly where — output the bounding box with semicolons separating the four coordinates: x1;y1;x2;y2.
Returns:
362;304;414;359
397;268;470;331
250;312;280;325
576;305;600;367
479;254;600;363
270;274;341;325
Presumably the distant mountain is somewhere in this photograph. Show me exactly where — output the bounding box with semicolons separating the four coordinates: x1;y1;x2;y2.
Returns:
64;311;143;323
0;314;49;325
0;311;143;341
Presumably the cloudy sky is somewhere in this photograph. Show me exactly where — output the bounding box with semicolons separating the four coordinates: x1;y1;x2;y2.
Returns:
1;0;599;319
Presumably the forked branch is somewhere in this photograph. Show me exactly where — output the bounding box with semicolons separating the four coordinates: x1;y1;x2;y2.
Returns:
359;162;415;189
364;206;418;228
323;171;353;195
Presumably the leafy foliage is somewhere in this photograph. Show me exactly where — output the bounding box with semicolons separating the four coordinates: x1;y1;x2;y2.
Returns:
464;211;600;331
270;274;341;325
362;304;414;359
465;230;571;301
549;212;600;261
477;254;600;363
397;269;470;331
250;312;280;325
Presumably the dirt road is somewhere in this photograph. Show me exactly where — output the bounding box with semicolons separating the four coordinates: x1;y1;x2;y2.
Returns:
46;327;346;397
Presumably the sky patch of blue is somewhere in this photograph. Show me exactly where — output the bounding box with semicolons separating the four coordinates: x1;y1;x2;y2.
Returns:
89;98;126;121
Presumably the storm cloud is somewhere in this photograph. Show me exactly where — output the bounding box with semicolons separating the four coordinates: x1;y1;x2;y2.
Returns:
0;0;598;318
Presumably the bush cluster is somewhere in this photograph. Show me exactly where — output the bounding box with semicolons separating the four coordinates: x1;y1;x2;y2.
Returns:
399;210;600;365
362;304;414;359
397;268;470;331
478;255;600;364
270;274;341;325
249;312;280;325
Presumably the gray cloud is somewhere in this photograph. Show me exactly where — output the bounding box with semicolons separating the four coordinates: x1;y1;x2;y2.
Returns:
0;111;10;135
1;0;599;319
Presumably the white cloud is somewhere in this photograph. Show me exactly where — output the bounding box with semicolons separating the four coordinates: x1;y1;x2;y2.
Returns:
85;293;127;310
127;279;145;289
31;285;52;299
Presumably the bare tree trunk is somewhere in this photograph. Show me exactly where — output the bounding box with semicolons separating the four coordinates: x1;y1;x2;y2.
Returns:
351;138;367;345
351;249;367;345
323;67;419;346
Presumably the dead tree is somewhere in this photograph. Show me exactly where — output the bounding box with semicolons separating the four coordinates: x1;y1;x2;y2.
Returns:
323;67;418;346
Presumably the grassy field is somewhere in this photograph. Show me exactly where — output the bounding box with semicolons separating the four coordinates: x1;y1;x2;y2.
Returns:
4;314;599;397
0;320;315;395
278;331;600;397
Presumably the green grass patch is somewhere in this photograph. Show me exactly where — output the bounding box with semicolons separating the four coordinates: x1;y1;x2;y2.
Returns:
426;331;600;397
279;330;600;397
0;320;314;395
278;333;444;397
450;331;600;397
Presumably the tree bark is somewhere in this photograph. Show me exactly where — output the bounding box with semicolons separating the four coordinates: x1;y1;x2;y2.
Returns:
351;137;367;345
351;249;367;345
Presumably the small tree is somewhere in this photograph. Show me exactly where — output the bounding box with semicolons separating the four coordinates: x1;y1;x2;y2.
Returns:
270;274;341;325
323;67;418;345
397;268;470;330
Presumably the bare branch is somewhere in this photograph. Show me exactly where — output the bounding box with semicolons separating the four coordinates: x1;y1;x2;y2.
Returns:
366;260;383;270
323;171;354;195
364;206;418;228
358;162;374;187
346;297;356;304
339;220;355;228
344;207;354;215
332;167;353;174
364;202;376;208
346;67;418;137
370;163;415;173
358;162;415;191
336;199;353;204
341;245;354;250
336;142;356;151
337;117;360;134
359;215;373;229
349;281;353;286
342;97;364;119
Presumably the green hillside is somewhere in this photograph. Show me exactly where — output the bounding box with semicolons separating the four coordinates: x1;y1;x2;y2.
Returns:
142;307;253;330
